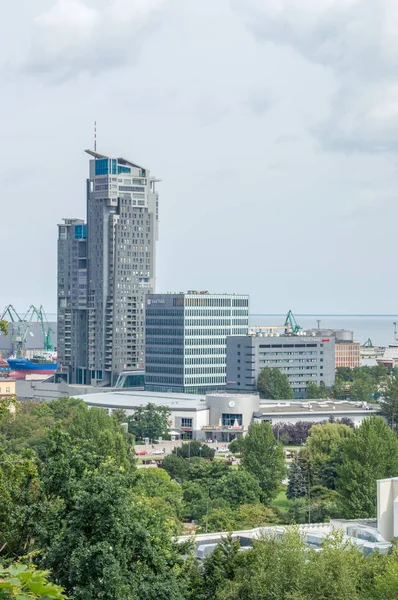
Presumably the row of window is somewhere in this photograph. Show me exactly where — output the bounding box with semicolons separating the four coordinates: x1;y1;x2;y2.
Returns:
146;356;184;365
259;359;322;364
258;351;318;357
184;309;247;317
185;366;225;374
258;343;320;349
185;376;225;384
184;298;248;307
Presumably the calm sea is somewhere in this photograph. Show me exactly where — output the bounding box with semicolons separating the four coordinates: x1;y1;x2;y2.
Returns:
250;315;398;348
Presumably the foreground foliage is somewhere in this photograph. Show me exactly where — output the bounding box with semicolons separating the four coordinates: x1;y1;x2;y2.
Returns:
199;529;398;600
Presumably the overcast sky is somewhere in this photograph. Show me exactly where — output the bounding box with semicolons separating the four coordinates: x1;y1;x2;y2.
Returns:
1;0;398;315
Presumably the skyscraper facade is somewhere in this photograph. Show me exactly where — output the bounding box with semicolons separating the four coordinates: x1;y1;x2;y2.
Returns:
57;218;88;383
57;151;159;385
145;291;249;393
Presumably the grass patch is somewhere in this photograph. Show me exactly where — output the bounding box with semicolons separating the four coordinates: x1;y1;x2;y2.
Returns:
272;490;290;513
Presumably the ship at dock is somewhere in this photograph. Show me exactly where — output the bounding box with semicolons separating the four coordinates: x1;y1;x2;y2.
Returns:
7;353;57;379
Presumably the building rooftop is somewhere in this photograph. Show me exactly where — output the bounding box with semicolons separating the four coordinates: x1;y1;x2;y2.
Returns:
84;149;145;171
258;400;379;415
74;390;208;411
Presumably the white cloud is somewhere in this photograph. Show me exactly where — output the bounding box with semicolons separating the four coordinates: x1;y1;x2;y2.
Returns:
233;0;398;152
24;0;169;79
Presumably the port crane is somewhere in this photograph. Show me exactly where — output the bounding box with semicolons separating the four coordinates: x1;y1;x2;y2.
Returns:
284;310;301;334
249;311;302;336
0;305;55;357
33;305;54;352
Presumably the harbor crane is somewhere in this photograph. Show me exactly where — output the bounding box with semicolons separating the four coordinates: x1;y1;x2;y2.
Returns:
284;310;301;334
0;305;55;357
249;311;302;336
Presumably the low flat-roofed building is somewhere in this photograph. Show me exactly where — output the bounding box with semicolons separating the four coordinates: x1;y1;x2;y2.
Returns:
73;389;381;440
256;399;379;426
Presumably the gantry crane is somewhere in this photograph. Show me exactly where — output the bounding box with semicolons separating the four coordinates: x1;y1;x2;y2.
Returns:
0;305;55;356
284;310;301;334
0;305;37;358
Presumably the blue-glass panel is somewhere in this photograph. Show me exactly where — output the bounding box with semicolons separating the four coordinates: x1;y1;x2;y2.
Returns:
111;159;117;174
118;165;131;174
74;224;87;239
95;159;109;175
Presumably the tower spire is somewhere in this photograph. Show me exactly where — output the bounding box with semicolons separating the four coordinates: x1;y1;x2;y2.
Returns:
94;121;97;152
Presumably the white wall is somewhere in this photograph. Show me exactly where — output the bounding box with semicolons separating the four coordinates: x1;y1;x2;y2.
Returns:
377;478;398;541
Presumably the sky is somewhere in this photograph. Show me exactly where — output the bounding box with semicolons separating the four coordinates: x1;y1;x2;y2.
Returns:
1;0;398;315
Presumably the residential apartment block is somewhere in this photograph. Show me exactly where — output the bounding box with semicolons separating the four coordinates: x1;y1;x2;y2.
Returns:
57;219;88;383
57;151;159;385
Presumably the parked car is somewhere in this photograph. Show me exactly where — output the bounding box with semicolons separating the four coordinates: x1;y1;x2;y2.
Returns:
135;450;148;456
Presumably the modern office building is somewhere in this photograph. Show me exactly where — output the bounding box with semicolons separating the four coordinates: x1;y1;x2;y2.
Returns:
145;291;249;393
57;218;88;383
57;151;159;385
226;333;335;399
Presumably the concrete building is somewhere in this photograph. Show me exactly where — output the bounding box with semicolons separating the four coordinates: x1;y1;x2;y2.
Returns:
145;291;249;394
57;219;88;383
57;151;159;386
226;333;335;399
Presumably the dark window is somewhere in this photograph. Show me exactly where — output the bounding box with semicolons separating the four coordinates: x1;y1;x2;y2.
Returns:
222;413;242;426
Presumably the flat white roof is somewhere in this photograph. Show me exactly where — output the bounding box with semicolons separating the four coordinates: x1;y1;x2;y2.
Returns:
75;390;208;411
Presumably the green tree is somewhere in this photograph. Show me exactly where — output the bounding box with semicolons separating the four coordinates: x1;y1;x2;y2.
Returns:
228;438;243;454
241;422;286;503
306;422;353;464
335;367;355;382
173;440;215;459
0;563;65;599
39;467;187;600
0;320;7;336
219;527;308;600
199;536;241;600
127;403;171;440
199;507;236;532
235;503;280;529
287;452;312;500
257;367;294;399
162;453;190;482
0;452;41;558
337;416;398;518
307;381;328;399
350;372;375;402
133;468;183;521
380;374;398;429
211;470;261;508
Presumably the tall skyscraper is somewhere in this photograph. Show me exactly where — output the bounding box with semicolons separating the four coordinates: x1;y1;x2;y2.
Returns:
145;291;249;393
57;218;88;383
57;151;159;385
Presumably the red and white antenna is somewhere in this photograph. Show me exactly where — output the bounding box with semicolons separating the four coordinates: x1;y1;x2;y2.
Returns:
94;121;97;151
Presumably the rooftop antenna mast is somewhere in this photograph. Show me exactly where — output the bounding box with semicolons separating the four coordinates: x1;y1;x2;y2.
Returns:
94;121;97;151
